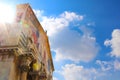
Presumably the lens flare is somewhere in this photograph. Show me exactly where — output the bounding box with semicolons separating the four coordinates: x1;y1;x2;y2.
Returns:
0;3;15;23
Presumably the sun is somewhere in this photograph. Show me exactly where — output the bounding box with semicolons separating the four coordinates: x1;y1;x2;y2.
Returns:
0;3;15;23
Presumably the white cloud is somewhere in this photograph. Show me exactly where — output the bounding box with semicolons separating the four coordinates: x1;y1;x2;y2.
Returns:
60;64;107;80
41;11;83;36
104;29;120;71
33;9;44;19
60;11;84;21
114;60;120;70
96;60;113;71
104;29;120;57
33;9;120;80
61;64;96;80
96;59;120;71
53;77;58;80
104;39;111;46
53;28;99;62
34;9;99;62
55;62;120;80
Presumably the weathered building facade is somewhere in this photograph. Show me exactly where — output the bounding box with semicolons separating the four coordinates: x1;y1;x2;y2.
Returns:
0;4;54;80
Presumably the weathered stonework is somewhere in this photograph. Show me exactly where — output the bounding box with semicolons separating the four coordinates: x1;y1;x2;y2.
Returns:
0;3;54;80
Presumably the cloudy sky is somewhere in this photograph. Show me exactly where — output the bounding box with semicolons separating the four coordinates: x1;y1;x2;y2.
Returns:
0;0;120;80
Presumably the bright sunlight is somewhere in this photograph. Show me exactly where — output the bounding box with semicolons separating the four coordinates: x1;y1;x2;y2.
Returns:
0;3;15;23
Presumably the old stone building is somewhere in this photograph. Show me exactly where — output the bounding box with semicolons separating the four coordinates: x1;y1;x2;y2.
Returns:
0;3;54;80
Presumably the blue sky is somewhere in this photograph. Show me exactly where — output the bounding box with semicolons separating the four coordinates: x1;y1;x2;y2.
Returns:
0;0;120;80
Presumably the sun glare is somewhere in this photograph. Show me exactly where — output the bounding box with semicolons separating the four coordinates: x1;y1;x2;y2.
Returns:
0;3;15;23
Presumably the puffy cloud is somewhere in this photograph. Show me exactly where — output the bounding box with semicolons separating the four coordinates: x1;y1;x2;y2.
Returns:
96;60;120;71
33;9;120;80
56;62;120;80
59;64;109;80
53;27;99;62
33;9;44;19
41;11;83;36
34;9;99;62
60;11;83;21
114;60;120;70
53;77;58;80
104;29;120;71
61;64;97;80
96;60;113;71
104;29;120;57
104;39;111;46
